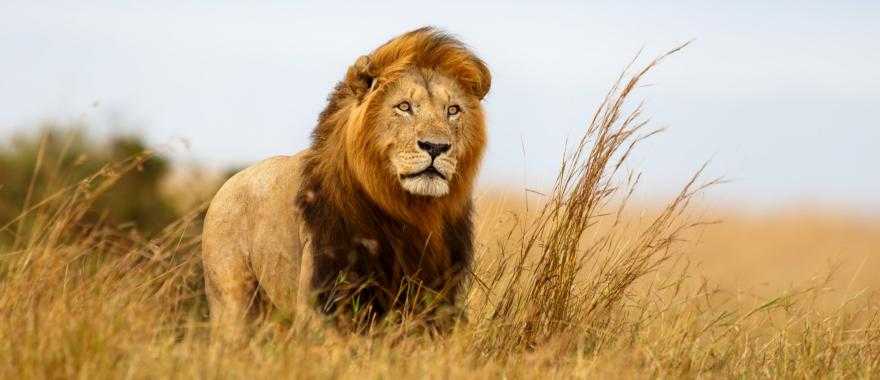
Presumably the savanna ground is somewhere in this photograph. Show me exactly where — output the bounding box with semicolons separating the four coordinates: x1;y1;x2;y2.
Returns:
2;54;879;379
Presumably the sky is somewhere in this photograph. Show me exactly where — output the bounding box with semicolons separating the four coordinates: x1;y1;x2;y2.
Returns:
1;1;878;211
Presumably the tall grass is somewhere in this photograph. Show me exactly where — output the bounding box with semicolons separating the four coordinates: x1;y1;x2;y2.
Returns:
471;44;723;353
1;49;878;378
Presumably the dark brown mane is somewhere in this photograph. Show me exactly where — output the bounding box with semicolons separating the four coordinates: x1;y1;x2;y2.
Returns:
296;170;473;320
295;27;488;324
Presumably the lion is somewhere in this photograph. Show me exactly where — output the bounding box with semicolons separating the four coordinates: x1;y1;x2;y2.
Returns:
201;27;491;341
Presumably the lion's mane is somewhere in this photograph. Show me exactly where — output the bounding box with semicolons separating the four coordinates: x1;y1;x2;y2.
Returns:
296;27;491;318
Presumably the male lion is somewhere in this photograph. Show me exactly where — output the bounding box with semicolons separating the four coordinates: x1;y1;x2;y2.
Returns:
202;27;491;340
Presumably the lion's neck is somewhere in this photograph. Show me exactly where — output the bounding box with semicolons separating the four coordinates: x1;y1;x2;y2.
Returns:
304;151;446;242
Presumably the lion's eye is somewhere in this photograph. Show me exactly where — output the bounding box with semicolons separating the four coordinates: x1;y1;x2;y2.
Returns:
396;102;411;113
447;105;460;117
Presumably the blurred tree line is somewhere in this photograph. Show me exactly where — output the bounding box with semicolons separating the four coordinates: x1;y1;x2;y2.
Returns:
0;124;183;242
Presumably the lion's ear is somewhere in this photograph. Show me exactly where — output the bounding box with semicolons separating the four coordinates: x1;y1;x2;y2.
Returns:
345;55;377;100
474;61;492;100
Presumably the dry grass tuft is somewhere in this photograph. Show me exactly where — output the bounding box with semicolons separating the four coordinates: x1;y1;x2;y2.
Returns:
471;44;722;354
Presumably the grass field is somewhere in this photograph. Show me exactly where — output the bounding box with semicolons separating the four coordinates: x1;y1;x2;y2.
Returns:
1;52;878;379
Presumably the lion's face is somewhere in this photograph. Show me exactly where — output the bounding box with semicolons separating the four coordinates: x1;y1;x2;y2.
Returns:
357;68;485;198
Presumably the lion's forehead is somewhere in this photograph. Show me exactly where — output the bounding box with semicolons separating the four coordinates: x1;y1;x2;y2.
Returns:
391;70;461;106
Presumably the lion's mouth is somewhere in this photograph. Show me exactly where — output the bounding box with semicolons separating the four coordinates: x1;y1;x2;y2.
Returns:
401;166;447;181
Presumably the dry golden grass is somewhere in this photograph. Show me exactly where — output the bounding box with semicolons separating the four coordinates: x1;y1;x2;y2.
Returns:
2;48;879;378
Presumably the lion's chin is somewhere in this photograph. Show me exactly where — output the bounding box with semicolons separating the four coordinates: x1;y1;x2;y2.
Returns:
400;175;450;197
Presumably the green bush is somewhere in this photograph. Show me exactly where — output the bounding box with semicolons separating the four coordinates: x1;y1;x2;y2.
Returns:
0;124;178;243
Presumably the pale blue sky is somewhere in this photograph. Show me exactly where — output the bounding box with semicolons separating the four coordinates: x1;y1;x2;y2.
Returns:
1;1;878;210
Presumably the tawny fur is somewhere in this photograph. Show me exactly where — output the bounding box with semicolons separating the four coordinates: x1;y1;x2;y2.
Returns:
202;27;490;341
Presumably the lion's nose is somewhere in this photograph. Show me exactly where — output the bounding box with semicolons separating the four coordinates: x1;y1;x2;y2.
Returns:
417;140;451;159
